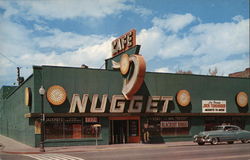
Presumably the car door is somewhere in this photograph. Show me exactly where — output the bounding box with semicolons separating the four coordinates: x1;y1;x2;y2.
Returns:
226;126;239;141
224;126;236;141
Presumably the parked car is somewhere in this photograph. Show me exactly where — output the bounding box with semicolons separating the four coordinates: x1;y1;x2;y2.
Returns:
193;125;250;145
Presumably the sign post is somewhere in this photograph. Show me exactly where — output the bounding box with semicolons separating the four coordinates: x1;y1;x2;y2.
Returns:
93;124;101;146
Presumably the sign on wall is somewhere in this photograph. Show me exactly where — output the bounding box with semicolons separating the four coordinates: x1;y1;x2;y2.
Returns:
111;29;146;100
236;92;248;107
202;100;226;113
160;121;189;128
112;29;136;57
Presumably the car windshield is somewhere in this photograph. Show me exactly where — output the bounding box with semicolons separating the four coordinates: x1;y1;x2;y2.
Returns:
211;126;224;131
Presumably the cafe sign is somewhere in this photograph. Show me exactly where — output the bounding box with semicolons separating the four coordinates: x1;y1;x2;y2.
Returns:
111;29;136;57
202;100;226;113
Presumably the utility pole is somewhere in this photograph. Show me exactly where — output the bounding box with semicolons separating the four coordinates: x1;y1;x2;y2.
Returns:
17;67;24;85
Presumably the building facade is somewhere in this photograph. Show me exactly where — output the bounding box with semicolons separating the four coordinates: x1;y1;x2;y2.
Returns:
229;68;250;78
0;30;249;147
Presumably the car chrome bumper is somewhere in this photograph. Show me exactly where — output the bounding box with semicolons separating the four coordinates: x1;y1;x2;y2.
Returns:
193;136;212;143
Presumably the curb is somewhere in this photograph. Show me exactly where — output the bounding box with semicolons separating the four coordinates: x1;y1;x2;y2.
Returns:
0;142;195;154
2;151;43;154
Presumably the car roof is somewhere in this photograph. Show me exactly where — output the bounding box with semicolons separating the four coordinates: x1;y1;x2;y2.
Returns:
217;125;240;128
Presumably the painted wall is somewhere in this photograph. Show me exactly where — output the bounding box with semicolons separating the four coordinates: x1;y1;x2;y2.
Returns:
0;75;37;147
39;66;250;114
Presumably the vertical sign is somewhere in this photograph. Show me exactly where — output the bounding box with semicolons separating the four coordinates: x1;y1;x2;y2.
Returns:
111;29;136;57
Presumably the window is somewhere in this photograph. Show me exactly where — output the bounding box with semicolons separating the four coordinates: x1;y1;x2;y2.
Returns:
146;117;190;136
82;124;100;138
204;117;245;131
45;117;100;140
45;118;64;139
129;120;139;136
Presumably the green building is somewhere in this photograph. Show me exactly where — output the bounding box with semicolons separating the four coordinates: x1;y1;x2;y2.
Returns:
0;33;250;147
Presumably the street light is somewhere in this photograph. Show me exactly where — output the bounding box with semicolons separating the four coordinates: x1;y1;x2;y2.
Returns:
39;86;45;152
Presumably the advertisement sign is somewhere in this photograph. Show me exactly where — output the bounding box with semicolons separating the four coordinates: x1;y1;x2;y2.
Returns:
160;121;188;128
111;29;136;57
202;100;226;113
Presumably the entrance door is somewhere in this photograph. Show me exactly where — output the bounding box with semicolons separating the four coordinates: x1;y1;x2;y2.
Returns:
113;120;127;144
109;117;140;144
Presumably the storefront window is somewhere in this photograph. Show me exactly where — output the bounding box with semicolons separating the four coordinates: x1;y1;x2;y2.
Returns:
45;117;100;140
82;124;100;138
45;118;64;139
204;117;245;131
64;118;82;139
146;117;190;136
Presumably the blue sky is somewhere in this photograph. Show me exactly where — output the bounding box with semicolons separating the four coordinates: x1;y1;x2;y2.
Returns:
0;0;249;86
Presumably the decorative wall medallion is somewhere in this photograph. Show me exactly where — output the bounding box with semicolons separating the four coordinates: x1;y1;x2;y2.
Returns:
47;85;67;105
120;54;130;75
176;90;191;107
24;87;31;106
236;92;248;107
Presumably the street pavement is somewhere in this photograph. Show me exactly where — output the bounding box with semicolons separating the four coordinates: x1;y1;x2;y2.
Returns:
1;135;250;160
0;135;193;154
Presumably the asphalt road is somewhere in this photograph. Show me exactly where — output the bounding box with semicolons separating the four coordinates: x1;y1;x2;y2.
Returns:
1;142;250;160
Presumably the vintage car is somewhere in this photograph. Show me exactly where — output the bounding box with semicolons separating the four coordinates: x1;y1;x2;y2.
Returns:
193;125;250;145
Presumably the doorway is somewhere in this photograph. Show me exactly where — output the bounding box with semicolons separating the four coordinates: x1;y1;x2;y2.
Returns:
109;117;140;144
112;120;127;144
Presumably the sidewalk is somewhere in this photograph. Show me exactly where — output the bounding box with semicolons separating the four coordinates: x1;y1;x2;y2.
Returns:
0;135;194;154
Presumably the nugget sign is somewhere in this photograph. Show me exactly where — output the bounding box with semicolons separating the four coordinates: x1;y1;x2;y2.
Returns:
112;29;136;57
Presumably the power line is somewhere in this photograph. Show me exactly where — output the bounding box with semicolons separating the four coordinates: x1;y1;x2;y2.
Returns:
0;52;18;66
99;63;105;69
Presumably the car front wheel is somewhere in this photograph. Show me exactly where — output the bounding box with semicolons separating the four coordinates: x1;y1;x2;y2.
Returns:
198;142;205;145
241;139;247;143
227;141;234;144
211;138;218;145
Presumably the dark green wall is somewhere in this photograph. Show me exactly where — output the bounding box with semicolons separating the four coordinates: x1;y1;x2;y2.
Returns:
0;76;36;147
39;66;250;114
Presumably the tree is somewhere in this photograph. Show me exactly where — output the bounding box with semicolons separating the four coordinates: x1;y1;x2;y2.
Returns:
176;70;193;74
208;67;218;76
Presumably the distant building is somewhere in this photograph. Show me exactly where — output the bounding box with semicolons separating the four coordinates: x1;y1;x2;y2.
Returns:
229;68;250;78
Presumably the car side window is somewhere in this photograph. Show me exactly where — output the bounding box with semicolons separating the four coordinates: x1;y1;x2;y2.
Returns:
224;126;231;131
225;126;239;131
231;127;239;131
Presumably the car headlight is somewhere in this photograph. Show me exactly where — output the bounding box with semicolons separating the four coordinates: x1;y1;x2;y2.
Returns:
204;135;210;139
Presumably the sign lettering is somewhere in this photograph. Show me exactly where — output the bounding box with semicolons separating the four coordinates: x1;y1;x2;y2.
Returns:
69;94;173;113
112;29;136;57
202;100;226;113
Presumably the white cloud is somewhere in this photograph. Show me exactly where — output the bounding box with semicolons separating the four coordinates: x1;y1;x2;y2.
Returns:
0;17;34;57
134;6;152;16
152;13;197;32
190;19;249;56
5;0;150;20
137;27;165;60
154;67;173;73
15;0;125;19
200;58;249;76
138;14;249;60
137;14;249;76
33;27;108;50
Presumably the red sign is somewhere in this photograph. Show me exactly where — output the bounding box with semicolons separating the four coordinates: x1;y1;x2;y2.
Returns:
160;121;189;128
112;29;136;57
85;117;98;123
